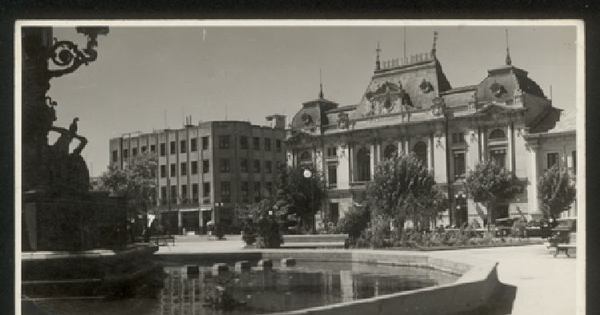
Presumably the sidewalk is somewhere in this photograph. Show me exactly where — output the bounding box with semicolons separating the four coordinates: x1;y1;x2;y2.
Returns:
156;236;577;315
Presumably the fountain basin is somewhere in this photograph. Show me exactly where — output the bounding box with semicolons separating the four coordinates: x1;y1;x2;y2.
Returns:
154;249;500;315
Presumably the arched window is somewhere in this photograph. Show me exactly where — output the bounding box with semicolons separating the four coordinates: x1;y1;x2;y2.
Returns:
357;147;371;181
489;129;506;140
299;151;311;161
383;144;397;159
413;141;428;167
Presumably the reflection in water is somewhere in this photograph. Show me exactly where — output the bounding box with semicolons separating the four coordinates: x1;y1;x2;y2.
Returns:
34;261;458;315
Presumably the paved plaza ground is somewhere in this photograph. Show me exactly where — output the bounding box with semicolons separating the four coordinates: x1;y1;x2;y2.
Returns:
157;235;579;315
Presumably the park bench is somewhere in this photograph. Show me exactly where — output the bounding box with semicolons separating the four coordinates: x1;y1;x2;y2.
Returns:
554;232;576;258
150;235;176;246
281;234;349;249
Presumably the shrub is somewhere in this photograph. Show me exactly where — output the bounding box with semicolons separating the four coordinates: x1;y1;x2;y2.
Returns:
336;206;370;241
255;216;283;248
241;223;257;246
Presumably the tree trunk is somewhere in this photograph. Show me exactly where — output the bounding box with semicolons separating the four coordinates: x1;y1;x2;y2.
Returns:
487;202;493;232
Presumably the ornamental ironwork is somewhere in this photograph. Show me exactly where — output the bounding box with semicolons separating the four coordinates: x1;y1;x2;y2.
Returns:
48;27;109;78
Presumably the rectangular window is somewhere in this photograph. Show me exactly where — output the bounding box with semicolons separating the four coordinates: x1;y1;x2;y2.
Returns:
150;144;156;153
453;151;466;179
572;151;577;174
203;182;211;197
180;140;186;153
240;136;249;149
253;137;260;150
132;148;138;157
264;138;271;151
328;164;337;186
276;139;282;152
490;148;506;169
276;161;285;173
202;136;209;150
547;152;559;169
254;159;261;173
203;160;210;173
220;159;230;173
181;162;187;176
265;161;272;174
327;147;337;158
330;203;340;224
170;185;177;204
122;149;128;158
170;141;176;155
240;159;248;173
160;165;166;178
254;182;261;202
191;138;197;152
221;182;231;203
112;150;118;162
191;161;198;174
160;143;166;156
161;186;167;205
241;182;249;202
192;183;199;203
170;164;176;177
141;146;147;153
218;135;230;149
452;132;465;144
181;184;188;202
266;182;273;195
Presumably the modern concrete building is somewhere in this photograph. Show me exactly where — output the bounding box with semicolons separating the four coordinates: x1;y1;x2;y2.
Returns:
109;115;286;234
285;37;577;227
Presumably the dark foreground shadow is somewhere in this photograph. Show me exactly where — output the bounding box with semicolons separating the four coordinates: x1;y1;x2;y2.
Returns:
22;299;55;315
456;283;518;315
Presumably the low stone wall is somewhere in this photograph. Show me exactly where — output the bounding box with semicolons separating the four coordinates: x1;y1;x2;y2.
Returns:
155;249;500;315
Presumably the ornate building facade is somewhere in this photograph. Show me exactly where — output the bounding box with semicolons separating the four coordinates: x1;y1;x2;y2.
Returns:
286;36;576;227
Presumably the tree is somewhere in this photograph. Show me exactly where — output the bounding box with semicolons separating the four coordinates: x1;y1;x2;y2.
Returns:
464;160;522;230
367;153;447;232
538;165;576;220
99;152;158;222
336;206;370;241
273;164;326;234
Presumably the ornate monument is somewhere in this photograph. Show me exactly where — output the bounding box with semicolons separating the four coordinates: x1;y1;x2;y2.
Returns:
21;26;162;299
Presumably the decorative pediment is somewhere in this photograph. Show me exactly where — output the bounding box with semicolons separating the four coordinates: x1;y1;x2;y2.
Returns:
489;82;507;97
419;79;435;93
301;113;313;126
337;112;350;129
364;81;414;116
286;131;316;147
430;97;446;117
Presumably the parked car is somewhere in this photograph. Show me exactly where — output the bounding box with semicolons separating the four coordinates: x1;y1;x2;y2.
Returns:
548;217;577;247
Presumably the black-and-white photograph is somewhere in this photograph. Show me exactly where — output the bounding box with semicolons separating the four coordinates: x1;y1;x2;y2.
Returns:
16;20;584;315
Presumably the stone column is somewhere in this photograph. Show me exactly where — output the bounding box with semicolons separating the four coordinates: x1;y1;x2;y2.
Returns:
479;127;487;161
508;123;515;174
428;133;434;173
528;143;541;219
178;210;183;233
370;143;376;180
397;136;404;156
348;143;354;183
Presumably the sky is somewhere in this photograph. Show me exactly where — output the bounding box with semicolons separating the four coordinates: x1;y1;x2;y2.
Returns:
39;21;579;177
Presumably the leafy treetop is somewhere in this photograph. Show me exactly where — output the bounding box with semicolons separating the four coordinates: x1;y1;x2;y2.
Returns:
538;165;576;219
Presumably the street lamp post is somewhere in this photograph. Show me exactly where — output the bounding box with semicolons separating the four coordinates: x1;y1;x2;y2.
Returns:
303;169;315;234
433;97;454;227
